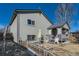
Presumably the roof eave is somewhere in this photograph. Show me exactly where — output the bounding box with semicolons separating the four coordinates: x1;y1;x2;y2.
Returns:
9;9;53;26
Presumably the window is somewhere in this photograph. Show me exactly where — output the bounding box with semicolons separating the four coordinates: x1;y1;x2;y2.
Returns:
27;35;36;41
32;21;35;25
27;19;35;25
27;19;31;25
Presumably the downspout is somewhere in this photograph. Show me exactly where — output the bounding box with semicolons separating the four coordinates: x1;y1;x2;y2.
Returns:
17;14;20;43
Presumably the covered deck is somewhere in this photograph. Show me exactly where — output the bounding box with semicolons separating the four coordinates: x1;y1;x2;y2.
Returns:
47;22;70;44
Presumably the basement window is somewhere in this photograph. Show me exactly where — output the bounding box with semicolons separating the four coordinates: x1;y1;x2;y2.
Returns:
27;35;36;41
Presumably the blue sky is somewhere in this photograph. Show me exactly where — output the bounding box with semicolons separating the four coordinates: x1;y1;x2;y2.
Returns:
0;3;79;32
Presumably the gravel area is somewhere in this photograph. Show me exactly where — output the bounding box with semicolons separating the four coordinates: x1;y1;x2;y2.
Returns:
0;40;36;56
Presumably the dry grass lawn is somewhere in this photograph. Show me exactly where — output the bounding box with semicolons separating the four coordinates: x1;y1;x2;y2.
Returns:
39;43;79;56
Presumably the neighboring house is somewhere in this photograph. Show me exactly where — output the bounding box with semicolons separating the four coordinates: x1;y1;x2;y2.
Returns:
9;9;70;45
71;31;79;38
70;31;79;42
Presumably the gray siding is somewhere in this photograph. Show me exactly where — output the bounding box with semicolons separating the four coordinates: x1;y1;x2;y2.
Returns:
10;16;17;42
10;12;52;43
19;13;52;42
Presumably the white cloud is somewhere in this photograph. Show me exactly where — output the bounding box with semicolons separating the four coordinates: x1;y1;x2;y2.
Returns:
0;24;4;29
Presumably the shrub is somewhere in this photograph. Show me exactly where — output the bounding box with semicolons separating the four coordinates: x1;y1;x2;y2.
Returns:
5;33;14;41
0;32;3;40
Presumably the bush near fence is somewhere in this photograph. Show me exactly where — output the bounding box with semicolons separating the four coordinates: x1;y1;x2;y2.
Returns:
0;32;14;41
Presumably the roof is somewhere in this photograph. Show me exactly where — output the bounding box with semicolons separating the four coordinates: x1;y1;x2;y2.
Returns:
48;21;70;29
15;9;42;13
9;9;53;26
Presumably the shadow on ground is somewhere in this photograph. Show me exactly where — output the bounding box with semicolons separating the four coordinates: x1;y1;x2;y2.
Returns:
0;40;36;56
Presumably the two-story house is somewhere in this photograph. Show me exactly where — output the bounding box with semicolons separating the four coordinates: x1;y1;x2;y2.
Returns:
9;9;70;45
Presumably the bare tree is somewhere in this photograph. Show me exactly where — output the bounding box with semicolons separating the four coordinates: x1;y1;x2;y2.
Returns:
55;3;74;25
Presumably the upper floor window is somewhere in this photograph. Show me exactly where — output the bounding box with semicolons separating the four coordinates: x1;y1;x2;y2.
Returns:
32;21;35;25
27;19;35;25
27;19;31;25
